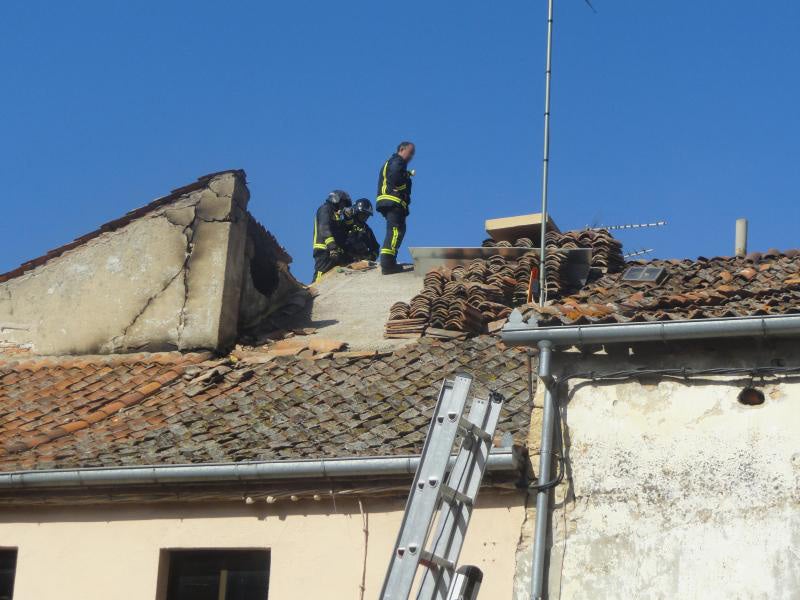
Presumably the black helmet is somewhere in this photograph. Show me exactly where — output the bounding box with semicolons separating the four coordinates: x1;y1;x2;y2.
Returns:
326;190;352;210
353;198;374;221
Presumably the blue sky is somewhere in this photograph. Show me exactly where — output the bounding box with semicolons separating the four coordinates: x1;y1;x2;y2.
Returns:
1;1;798;281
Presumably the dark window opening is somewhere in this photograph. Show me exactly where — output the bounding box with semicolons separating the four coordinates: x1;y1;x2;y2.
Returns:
0;549;17;600
738;387;765;406
166;549;269;600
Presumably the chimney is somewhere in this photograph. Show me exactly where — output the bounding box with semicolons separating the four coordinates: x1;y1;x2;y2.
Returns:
735;218;748;257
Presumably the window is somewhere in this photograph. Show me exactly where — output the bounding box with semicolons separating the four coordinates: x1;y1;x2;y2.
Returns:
0;550;17;600
165;550;269;600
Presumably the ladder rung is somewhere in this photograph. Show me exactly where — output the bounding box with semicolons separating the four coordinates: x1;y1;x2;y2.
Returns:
459;417;492;443
440;484;473;506
420;550;455;571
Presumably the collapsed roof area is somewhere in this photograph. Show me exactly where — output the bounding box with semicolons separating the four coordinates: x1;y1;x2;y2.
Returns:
0;171;309;357
1;169;799;497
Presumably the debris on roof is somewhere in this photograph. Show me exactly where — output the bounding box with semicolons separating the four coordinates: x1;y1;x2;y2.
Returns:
275;263;421;352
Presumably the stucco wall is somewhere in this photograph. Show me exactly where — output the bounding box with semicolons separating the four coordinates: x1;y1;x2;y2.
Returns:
515;340;800;599
0;173;250;355
0;491;525;599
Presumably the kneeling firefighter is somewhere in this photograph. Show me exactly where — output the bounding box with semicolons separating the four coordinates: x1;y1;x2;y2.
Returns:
376;141;415;275
341;198;380;262
311;190;351;283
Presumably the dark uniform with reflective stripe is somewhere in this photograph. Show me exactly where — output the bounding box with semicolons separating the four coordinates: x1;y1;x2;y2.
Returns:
342;220;380;262
376;153;412;269
312;203;343;282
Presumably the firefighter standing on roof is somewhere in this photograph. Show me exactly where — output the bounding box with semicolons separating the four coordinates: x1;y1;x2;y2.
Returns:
376;141;415;275
311;190;351;283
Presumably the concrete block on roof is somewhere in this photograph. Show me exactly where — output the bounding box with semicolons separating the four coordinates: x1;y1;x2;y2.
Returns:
485;213;560;243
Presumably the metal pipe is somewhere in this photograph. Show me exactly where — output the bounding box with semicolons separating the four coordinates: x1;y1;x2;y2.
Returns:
735;218;748;257
530;340;555;599
538;0;555;305
502;313;800;348
0;449;521;490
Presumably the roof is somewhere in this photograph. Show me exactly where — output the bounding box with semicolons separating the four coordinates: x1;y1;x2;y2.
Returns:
0;169;247;284
385;229;625;338
522;250;800;326
0;337;532;472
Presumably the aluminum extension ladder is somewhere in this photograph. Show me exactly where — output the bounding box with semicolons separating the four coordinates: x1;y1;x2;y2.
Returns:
379;373;505;600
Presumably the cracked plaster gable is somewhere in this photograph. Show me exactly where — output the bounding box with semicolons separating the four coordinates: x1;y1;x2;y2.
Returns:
0;172;253;355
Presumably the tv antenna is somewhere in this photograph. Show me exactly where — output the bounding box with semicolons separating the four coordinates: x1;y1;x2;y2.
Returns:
624;248;656;259
590;220;667;232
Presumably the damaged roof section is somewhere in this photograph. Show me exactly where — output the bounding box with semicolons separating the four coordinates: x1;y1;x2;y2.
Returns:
0;170;309;356
0;170;246;285
0;337;532;472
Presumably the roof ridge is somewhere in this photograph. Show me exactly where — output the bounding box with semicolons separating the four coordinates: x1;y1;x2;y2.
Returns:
0;351;213;371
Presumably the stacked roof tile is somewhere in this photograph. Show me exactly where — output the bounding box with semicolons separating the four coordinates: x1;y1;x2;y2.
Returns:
0;337;533;471
521;250;800;326
385;229;627;338
385;253;539;338
484;229;625;273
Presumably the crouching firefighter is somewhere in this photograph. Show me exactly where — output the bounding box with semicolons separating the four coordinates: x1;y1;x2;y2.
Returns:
376;141;415;275
311;190;352;283
341;198;380;262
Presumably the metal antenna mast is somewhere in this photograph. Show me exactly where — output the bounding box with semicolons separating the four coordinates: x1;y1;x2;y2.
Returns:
537;0;555;306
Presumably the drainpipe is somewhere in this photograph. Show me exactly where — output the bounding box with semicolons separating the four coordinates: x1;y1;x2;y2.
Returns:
502;312;800;599
530;340;554;600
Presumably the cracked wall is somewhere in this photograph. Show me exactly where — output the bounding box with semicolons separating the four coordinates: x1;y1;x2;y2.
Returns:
513;339;800;599
0;172;251;355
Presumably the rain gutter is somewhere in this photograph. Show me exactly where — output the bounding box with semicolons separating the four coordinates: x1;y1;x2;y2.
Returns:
501;312;800;600
0;448;521;491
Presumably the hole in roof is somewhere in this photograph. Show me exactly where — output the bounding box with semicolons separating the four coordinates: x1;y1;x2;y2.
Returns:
621;265;668;284
737;387;765;406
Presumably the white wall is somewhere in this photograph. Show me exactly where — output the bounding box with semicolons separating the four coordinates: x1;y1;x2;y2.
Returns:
536;343;800;599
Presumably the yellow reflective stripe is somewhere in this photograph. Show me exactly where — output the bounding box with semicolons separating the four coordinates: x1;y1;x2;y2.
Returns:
313;243;327;250
381;226;400;256
313;219;318;247
324;236;335;245
395;184;407;191
377;194;407;207
314;271;324;283
381;161;389;195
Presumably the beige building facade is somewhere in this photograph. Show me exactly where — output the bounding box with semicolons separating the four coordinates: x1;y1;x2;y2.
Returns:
0;492;525;599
